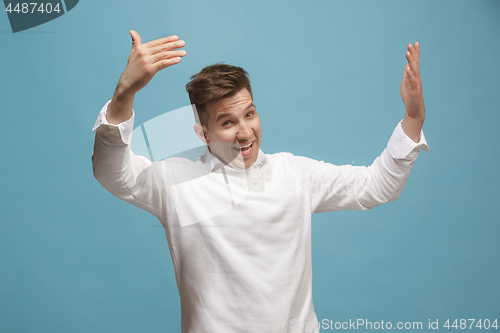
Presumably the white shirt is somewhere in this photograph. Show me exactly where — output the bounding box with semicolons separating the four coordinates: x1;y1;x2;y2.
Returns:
92;100;429;333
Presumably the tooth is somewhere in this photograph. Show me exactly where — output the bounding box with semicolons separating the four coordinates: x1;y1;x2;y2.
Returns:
239;142;252;149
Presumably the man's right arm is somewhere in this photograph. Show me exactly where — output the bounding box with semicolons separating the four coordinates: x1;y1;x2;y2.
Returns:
91;30;186;220
92;100;172;220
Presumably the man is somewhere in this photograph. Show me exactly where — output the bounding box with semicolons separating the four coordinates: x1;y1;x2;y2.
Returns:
92;30;428;333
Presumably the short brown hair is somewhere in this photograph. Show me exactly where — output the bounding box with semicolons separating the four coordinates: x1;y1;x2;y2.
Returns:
185;63;253;127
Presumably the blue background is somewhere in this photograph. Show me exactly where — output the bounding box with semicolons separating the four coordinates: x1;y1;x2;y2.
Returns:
1;0;499;332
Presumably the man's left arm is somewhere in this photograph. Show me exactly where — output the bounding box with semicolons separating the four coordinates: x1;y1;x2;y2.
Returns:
306;42;429;213
305;122;428;213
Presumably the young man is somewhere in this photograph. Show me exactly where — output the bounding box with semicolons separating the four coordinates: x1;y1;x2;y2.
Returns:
92;30;428;333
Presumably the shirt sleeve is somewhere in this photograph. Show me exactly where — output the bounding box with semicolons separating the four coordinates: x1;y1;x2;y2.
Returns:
92;99;135;145
91;100;170;221
387;120;429;159
301;120;429;213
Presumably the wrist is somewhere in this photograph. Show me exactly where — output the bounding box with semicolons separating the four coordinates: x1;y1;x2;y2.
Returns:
404;99;425;122
401;114;424;143
113;81;137;101
404;112;425;124
107;84;135;125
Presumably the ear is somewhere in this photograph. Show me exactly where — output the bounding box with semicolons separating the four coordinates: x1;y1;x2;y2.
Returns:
194;123;209;145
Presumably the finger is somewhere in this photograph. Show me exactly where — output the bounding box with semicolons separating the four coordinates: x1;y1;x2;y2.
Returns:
406;51;420;77
408;43;419;63
144;35;179;49
415;41;420;62
151;49;186;63
149;39;186;56
405;64;416;89
152;57;182;72
130;30;142;48
407;43;414;53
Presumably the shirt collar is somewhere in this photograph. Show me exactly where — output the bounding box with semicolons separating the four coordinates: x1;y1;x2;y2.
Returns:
199;146;267;172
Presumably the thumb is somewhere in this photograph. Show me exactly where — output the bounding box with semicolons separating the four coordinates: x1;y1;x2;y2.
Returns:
403;64;410;83
129;30;142;47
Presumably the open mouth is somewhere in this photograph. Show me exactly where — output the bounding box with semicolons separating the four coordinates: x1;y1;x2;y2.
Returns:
233;141;254;156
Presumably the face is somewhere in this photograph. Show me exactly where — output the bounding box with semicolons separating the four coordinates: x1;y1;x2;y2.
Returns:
195;88;262;170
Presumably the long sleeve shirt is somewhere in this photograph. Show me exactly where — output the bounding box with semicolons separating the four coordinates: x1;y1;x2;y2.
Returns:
92;100;429;333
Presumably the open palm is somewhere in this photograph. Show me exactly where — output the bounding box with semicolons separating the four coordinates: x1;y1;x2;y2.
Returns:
400;42;425;120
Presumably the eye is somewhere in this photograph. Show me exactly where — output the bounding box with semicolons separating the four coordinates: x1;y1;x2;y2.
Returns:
246;111;254;117
222;120;232;126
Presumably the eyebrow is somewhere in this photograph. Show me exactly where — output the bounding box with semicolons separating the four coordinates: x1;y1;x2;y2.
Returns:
215;103;256;123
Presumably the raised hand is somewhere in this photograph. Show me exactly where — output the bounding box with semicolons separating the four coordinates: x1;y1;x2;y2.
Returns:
107;30;186;125
119;30;186;95
400;42;425;142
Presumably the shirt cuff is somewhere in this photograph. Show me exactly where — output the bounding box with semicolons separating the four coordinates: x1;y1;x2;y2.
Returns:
91;99;135;145
387;120;429;159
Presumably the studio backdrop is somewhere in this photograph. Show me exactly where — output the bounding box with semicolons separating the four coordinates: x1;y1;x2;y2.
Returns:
1;0;499;332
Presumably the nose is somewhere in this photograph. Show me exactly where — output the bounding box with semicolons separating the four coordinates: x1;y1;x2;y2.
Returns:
236;120;253;140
